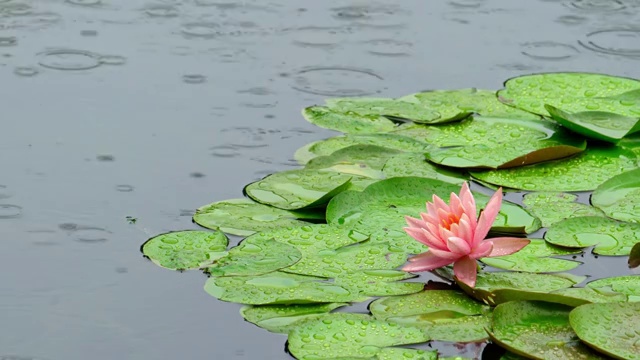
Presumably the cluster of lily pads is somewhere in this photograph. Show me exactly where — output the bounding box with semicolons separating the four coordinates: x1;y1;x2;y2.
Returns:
141;72;640;360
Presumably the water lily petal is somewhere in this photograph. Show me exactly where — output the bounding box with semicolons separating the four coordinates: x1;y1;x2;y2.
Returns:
447;236;471;255
458;215;473;243
403;227;447;250
485;237;531;257
470;240;493;259
453;255;478;288
472;187;503;247
403;251;454;272
405;216;427;229
432;194;451;214
427;246;462;260
459;182;477;229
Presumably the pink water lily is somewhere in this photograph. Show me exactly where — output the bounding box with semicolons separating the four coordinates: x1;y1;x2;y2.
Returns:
402;182;530;288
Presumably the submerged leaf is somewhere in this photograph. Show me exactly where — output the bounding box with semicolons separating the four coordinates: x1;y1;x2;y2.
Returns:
481;239;582;273
545;216;640;255
591;168;640;223
141;230;228;271
522;192;604;227
302;106;397;134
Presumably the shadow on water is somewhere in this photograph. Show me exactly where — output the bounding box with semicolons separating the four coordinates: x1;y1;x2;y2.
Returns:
1;0;639;359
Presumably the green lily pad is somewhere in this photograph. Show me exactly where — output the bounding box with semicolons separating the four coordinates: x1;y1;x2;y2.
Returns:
240;302;348;333
424;117;586;169
471;145;638;191
245;169;358;210
302;106;397;134
592;168;640;223
481;239;582;273
586;275;640;300
141;230;228;271
377;348;437;360
497;72;640;117
630;242;640;268
192;198;323;236
287;313;431;360
545;105;640;143
545;216;640;255
489;301;607;360
205;237;301;276
333;270;424;298
522;192;605;227
204;271;365;305
325;97;440;123
294;134;431;164
305;144;400;178
549;287;628;305
381;152;468;184
570;302;640;360
401;88;540;123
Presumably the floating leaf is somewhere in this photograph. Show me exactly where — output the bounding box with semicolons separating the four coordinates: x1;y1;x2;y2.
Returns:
193;198;323;236
522;192;604;227
401;88;540;123
205;237;301;277
305;144;400;178
245;169;357;210
498;72;640;117
592;168;640;223
302;106;397;134
545;216;640;255
333;270;424;298
545;105;640;143
489;301;607;360
630;242;640;268
471;145;638;191
381;152;468;184
240;302;348;333
481;239;582;273
325;97;439;122
141;230;228;271
287;313;431;360
586;275;640;300
570;302;640;360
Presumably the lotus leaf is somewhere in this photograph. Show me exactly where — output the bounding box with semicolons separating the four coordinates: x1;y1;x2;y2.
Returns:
305;144;399;178
545;105;640;143
481;239;582;273
545;216;640;255
240;303;348;333
381;152;468;184
205;237;301;276
586;275;640;300
141;230;228;271
591;168;640;223
325;97;439;122
333;270;424;297
302;106;397;134
522;192;604;227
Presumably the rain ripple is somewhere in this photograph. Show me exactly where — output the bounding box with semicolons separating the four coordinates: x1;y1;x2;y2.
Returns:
565;0;626;12
579;29;640;57
0;204;22;219
288;66;384;97
521;41;580;60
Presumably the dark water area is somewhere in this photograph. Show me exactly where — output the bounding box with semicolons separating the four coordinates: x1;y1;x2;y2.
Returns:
1;0;639;359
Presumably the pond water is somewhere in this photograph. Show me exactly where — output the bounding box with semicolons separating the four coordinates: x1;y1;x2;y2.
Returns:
1;0;639;359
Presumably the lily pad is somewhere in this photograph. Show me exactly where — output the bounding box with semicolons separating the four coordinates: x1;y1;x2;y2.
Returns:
334;270;425;298
586;275;640;300
381;152;468;184
193;198;323;236
325;97;440;123
245;169;357;210
522;192;604;227
401;88;540;123
545;216;640;255
471;145;638;191
481;239;582;273
141;230;228;271
570;302;640;360
489;301;607;360
205;237;301;277
240;302;348;333
545;105;640;143
305;144;400;178
592;168;640;223
287;313;431;360
497;72;640;117
302;106;397;134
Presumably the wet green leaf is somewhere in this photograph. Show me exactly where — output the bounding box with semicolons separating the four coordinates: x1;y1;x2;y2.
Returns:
570;302;640;360
245;169;358;210
498;72;640;117
586;275;640;300
471;145;638;191
240;302;348;333
333;270;424;297
205;237;301;276
592;168;640;223
193;198;323;236
545;216;640;255
522;192;604;227
481;239;582;273
381;152;468;184
325;97;439;122
287;313;431;360
141;230;228;271
302;106;397;134
489;301;607;360
305;144;400;178
545;105;640;143
630;242;640;268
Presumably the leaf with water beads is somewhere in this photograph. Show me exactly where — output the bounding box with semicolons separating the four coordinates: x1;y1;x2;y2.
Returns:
591;168;640;223
302;106;397;134
497;72;640;117
287;313;433;360
325;97;440;123
305;144;400;178
333;270;424;298
522;192;604;228
480;239;582;273
570;302;640;360
381;152;468;184
545;105;640;143
141;230;228;271
193;198;323;236
488;301;607;360
240;302;348;333
470;145;638;191
585;275;640;300
244;169;360;210
545;216;640;255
